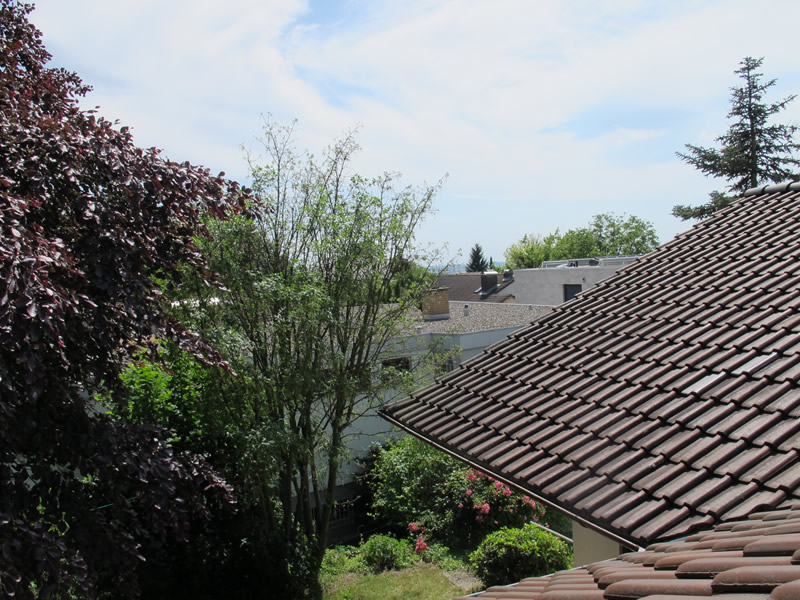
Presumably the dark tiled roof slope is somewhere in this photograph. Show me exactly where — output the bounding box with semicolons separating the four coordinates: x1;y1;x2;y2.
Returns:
455;505;800;600
381;182;800;547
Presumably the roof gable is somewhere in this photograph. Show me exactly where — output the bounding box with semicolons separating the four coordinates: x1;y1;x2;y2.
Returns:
381;182;800;547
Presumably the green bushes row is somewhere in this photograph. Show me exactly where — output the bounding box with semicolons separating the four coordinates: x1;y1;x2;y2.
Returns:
322;524;572;589
321;535;461;580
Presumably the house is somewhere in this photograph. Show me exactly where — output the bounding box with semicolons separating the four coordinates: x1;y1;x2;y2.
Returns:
438;256;637;305
381;182;800;567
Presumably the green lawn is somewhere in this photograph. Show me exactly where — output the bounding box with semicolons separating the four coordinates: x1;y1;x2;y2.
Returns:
323;564;479;600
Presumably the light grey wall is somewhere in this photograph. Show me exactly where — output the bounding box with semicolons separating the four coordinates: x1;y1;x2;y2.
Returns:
512;266;621;305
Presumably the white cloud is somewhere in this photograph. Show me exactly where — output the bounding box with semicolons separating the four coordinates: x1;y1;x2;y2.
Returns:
30;0;800;260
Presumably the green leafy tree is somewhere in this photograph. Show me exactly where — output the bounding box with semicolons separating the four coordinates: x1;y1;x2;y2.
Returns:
674;57;800;220
466;243;489;272
587;213;658;256
160;119;445;598
504;232;559;270
504;213;657;269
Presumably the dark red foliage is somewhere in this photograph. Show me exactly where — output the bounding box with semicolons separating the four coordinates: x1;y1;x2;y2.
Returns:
0;2;243;597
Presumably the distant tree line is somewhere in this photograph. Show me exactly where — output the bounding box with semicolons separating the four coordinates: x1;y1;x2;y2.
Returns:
504;213;658;269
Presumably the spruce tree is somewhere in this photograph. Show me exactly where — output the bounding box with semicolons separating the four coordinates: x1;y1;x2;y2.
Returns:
466;243;489;272
674;57;800;220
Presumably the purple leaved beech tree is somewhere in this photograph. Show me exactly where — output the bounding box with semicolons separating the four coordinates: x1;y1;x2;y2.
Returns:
0;2;245;597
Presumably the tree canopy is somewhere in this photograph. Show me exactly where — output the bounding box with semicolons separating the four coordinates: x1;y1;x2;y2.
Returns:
466;243;489;272
127;119;445;598
504;213;658;269
0;2;243;597
674;57;800;220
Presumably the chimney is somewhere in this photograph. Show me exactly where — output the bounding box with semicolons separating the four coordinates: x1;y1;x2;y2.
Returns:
479;270;499;297
421;287;450;321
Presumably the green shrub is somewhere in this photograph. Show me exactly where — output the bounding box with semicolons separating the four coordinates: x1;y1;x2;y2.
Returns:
360;535;417;573
321;545;365;578
469;524;573;587
369;436;465;536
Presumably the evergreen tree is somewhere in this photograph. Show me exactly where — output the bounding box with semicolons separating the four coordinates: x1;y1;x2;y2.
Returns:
466;243;489;272
674;57;800;220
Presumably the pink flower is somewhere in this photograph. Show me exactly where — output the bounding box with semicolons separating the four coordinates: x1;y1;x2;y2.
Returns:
475;470;484;478
481;502;490;514
503;488;512;497
488;477;494;482
495;481;504;490
458;502;463;508
415;534;429;554
475;515;482;522
466;471;477;482
466;489;473;496
409;522;420;533
523;495;531;504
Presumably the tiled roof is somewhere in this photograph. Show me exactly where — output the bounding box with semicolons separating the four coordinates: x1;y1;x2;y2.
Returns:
455;504;800;600
381;182;800;548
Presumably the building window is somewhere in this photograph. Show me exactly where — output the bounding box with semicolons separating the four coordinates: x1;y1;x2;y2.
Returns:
563;283;582;302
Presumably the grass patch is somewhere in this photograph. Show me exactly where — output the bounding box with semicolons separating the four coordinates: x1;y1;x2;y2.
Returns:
323;563;468;600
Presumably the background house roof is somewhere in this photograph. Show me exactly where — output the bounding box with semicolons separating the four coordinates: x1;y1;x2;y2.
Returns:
437;272;516;303
455;504;800;600
382;182;800;548
410;301;552;335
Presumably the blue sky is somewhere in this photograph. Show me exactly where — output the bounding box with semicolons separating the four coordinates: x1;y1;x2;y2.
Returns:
31;0;800;263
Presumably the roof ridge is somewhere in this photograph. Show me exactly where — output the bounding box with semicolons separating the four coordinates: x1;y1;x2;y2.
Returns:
743;180;800;197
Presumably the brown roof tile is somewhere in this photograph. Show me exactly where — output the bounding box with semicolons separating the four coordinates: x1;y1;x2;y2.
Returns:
459;506;800;600
381;184;800;548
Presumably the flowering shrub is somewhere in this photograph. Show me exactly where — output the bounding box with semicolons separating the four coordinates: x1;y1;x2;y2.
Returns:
448;469;546;546
369;436;549;548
